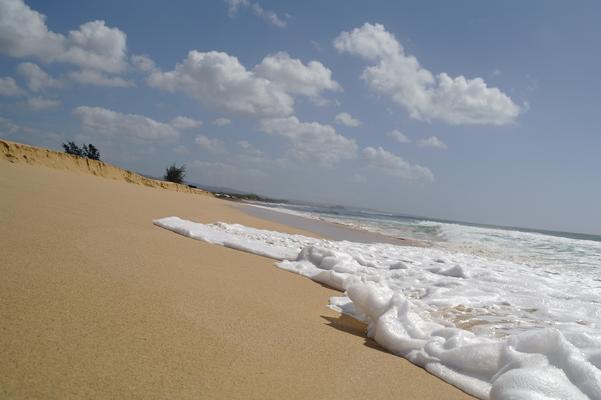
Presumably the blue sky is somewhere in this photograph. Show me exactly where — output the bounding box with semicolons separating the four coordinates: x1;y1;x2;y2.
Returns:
1;0;600;234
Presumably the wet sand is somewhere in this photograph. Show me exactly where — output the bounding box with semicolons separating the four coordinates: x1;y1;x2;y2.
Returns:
241;203;425;245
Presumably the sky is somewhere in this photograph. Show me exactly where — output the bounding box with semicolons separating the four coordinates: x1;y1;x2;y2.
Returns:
0;0;600;235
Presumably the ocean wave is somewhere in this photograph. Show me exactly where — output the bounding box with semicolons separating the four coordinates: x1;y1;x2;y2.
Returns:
250;202;601;276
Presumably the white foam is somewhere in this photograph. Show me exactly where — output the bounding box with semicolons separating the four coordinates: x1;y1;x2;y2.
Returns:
245;202;322;220
154;216;601;399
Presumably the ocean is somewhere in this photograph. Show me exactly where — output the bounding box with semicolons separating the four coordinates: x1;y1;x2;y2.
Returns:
249;201;601;275
154;203;601;399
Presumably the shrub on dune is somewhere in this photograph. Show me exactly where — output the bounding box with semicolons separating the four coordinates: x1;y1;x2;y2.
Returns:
62;141;101;160
164;163;186;184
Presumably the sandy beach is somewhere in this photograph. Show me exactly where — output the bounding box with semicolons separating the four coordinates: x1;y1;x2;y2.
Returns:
0;144;473;399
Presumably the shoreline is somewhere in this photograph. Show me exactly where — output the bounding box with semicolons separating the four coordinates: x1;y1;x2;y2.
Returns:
239;202;427;246
0;146;473;399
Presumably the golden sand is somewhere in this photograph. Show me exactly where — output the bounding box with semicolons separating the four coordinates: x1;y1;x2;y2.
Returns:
0;142;473;399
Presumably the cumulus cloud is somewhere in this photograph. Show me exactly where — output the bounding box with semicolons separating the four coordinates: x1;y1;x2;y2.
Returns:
362;146;433;182
234;139;271;165
334;112;361;127
212;117;231;126
27;96;60;110
237;140;264;157
334;23;401;61
0;0;128;73
226;0;248;15
148;51;293;117
130;54;156;72
16;62;61;92
195;135;226;153
68;69;133;87
61;21;128;73
418;136;447;149
334;23;522;125
254;51;340;99
260;116;357;166
148;50;339;118
225;0;287;28
0;0;63;60
251;3;287;28
0;76;24;96
389;129;411;143
73;106;179;142
169;116;202;129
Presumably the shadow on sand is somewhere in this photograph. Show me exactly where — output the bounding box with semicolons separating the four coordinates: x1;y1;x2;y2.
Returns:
321;314;391;355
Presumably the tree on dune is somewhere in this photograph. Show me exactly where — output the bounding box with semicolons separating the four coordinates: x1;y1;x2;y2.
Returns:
62;141;101;160
164;163;186;184
82;144;100;160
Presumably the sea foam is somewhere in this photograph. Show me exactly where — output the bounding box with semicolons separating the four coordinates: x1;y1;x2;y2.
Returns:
154;216;601;399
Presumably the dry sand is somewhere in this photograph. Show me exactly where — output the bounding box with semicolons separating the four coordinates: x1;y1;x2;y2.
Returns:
0;145;474;399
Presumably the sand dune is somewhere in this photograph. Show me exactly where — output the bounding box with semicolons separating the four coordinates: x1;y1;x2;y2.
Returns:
0;139;210;196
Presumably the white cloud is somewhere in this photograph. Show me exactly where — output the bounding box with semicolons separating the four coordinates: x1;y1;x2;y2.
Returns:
68;69;133;87
0;76;24;96
27;96;60;110
389;129;411;143
235;140;269;165
418;136;447;149
61;21;128;73
334;23;522;125
226;0;249;16
195;134;226;153
148;50;293;117
212;117;231;126
260;116;357;166
0;0;63;59
130;54;156;72
16;62;61;92
254;51;341;99
237;140;264;156
225;0;287;28
170;116;202;129
334;112;361;127
362;146;433;182
250;3;287;28
148;50;340;118
334;22;401;61
0;1;128;73
73;106;179;142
